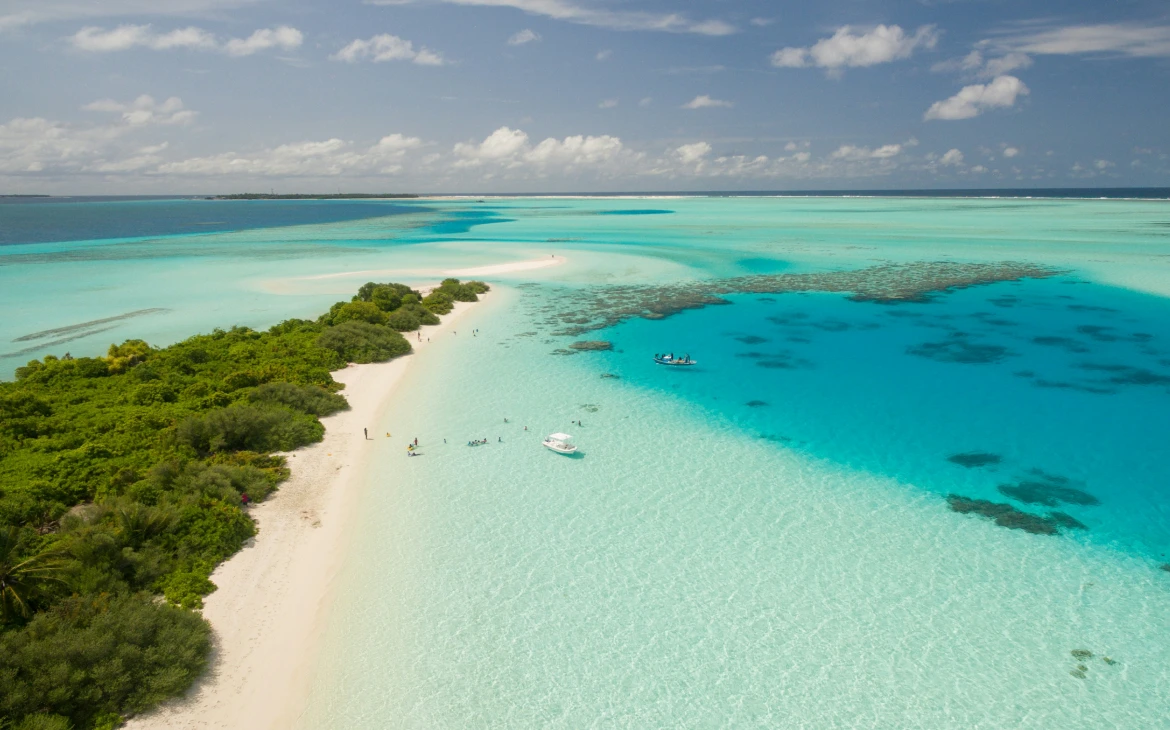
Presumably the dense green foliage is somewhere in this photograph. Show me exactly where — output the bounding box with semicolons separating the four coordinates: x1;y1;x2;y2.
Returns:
421;278;489;315
0;593;210;729
0;280;481;728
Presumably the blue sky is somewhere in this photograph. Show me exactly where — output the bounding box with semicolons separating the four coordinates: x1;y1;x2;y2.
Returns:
1;0;1168;192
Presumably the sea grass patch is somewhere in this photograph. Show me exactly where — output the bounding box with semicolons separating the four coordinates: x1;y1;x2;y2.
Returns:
997;471;1099;507
946;452;1002;468
945;495;1060;535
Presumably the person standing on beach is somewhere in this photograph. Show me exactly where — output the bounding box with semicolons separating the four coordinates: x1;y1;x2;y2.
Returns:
364;428;368;440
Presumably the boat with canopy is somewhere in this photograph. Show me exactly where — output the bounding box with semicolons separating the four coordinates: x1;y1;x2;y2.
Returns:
542;433;577;454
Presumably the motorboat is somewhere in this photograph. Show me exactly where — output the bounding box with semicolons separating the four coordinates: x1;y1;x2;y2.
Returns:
653;354;697;366
542;433;578;454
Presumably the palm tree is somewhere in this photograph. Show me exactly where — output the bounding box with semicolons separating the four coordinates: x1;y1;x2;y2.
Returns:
0;527;70;623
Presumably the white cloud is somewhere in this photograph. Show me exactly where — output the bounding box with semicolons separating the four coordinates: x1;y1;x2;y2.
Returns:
924;75;1029;121
638;97;652;107
452;126;634;174
0;95;202;175
675;142;711;164
596;49;612;61
771;24;939;72
370;0;736;36
158;134;423;176
224;26;303;56
682;94;733;109
939;148;964;166
332;34;446;65
83;95;196;126
993;23;1170;59
70;24;301;55
830;143;906;160
507;28;539;45
598;98;618;109
1002;146;1019;158
1095;159;1114;170
750;18;774;28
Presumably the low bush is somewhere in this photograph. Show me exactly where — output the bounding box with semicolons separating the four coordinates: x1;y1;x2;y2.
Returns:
0;593;211;729
316;321;412;363
247;382;348;417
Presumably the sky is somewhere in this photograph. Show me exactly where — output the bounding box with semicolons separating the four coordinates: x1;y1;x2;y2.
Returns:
1;0;1169;193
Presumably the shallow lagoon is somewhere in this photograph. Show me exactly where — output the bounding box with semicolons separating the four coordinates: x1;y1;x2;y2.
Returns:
5;195;1170;726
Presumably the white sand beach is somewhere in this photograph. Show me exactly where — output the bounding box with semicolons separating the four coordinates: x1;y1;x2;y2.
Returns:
125;296;485;729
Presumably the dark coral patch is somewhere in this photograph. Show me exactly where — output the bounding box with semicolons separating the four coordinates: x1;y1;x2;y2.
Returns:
1032;336;1090;353
908;336;1011;364
1048;511;1088;530
735;335;769;345
568;340;613;351
745;400;769;407
997;471;1099;506
947;452;1002;468
1078;362;1170;386
1077;325;1118;342
946;495;1060;535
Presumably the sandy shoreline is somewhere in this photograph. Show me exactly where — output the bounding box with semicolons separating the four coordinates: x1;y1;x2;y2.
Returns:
125;292;490;729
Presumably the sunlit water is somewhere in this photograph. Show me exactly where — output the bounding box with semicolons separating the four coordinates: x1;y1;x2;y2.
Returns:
4;196;1170;726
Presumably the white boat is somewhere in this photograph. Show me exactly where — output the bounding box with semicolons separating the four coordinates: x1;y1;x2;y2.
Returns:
653;354;697;366
542;433;578;454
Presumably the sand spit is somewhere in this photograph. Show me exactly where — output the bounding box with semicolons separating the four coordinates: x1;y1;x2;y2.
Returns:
125;298;482;730
272;255;566;287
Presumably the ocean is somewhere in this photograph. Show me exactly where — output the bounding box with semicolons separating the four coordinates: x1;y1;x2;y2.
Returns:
3;194;1170;727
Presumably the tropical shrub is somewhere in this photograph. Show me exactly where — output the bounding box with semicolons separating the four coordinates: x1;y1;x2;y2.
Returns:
316;321;411;363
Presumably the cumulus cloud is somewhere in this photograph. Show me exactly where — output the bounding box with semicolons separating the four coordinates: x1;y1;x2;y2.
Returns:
924;75;1029;121
1002;146;1020;158
223;26;304;56
83;95;196;126
0;95;202;175
682;94;733;109
830;142;906;160
452;126;632;173
675;142;711;164
939;148;964;166
750;18;774;28
771;24;938;72
993;23;1170;59
158;133;423;176
70;24;302;55
371;0;736;36
507;28;539;45
596;49;612;61
332;34;446;65
598;98;618;109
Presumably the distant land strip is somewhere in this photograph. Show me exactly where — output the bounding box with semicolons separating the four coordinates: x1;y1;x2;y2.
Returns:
14;308;170;342
213;193;419;200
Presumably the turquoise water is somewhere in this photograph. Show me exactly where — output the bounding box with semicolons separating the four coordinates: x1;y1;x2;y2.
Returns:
4;196;1170;726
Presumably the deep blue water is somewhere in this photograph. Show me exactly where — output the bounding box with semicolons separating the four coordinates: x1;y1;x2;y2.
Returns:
593;277;1170;561
0;198;432;245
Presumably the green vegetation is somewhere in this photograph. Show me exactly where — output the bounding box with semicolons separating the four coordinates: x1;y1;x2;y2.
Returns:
421;278;490;315
0;279;486;728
